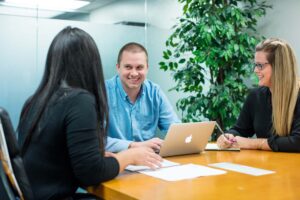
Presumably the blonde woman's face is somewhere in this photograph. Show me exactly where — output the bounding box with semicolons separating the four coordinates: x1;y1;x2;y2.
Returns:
254;51;272;88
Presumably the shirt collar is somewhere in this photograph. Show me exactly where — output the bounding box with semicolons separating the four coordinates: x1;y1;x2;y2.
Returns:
116;75;127;101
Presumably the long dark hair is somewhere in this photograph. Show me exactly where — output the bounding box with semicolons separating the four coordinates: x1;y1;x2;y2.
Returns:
19;26;108;155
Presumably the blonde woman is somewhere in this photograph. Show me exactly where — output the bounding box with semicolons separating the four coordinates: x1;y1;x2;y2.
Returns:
217;38;300;152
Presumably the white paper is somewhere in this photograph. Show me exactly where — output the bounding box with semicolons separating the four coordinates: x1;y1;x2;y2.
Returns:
140;164;226;181
125;159;179;172
205;143;240;151
209;162;275;176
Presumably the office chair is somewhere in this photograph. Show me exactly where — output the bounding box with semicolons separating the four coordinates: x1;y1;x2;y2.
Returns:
0;107;33;200
0;107;102;200
0;157;16;200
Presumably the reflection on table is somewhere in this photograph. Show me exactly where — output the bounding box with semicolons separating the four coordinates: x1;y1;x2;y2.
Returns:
88;150;299;200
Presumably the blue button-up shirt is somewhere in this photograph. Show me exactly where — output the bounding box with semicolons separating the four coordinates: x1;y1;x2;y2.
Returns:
105;75;180;152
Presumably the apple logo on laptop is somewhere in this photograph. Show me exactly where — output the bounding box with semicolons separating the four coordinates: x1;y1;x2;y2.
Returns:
185;134;192;143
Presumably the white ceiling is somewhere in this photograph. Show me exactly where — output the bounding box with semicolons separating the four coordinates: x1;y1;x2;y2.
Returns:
0;0;182;28
0;0;118;18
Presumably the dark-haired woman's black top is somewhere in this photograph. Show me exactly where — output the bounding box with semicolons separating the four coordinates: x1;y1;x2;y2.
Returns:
227;86;300;152
18;88;119;200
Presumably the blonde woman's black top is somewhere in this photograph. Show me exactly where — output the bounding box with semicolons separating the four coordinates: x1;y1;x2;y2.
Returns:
228;86;300;152
18;88;119;200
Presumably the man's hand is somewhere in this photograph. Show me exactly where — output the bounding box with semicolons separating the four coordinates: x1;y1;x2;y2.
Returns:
105;151;116;158
129;137;163;152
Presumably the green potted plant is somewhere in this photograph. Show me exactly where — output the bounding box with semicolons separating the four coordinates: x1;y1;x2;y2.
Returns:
159;0;271;140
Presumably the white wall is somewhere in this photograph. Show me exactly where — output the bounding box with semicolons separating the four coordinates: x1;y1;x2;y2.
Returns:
257;0;300;62
0;15;38;127
0;16;146;127
90;0;181;29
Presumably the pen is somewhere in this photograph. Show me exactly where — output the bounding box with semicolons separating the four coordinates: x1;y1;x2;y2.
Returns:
215;122;235;143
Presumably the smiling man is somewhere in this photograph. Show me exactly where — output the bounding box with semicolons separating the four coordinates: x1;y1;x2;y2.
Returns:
105;42;180;153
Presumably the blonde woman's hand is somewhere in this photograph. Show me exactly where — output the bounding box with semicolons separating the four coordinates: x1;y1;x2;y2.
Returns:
234;136;270;150
216;133;237;148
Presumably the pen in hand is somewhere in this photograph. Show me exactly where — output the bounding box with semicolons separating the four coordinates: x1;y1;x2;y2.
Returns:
215;122;236;144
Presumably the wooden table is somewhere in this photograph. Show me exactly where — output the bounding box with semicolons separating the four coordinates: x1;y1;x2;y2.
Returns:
88;150;299;200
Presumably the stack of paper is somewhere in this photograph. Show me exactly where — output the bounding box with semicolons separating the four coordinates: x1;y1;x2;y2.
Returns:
140;164;226;181
126;159;275;182
126;159;226;181
125;159;179;172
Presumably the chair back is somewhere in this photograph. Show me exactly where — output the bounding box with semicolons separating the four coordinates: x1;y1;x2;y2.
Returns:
0;155;16;200
0;107;33;200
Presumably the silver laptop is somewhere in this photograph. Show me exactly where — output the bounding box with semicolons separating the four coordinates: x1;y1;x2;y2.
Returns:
159;121;216;157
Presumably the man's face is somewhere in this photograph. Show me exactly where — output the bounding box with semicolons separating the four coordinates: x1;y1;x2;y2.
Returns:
117;50;148;93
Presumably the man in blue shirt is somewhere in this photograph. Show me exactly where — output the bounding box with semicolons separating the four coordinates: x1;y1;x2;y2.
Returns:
105;42;180;152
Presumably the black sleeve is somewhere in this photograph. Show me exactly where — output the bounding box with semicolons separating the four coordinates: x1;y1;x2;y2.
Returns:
227;90;255;137
65;92;119;186
268;97;300;152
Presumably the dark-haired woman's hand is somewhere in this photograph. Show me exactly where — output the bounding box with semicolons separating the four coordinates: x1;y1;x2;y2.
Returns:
128;147;163;168
114;147;163;173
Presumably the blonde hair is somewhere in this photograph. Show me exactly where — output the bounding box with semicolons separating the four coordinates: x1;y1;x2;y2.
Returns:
256;38;299;136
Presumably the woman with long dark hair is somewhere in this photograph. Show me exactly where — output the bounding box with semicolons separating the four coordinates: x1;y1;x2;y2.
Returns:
18;26;162;199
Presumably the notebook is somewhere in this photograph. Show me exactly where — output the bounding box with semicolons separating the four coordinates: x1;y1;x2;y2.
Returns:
205;143;240;151
205;122;240;151
159;121;216;157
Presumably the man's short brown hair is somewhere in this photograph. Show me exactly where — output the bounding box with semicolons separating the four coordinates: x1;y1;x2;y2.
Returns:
117;42;148;64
